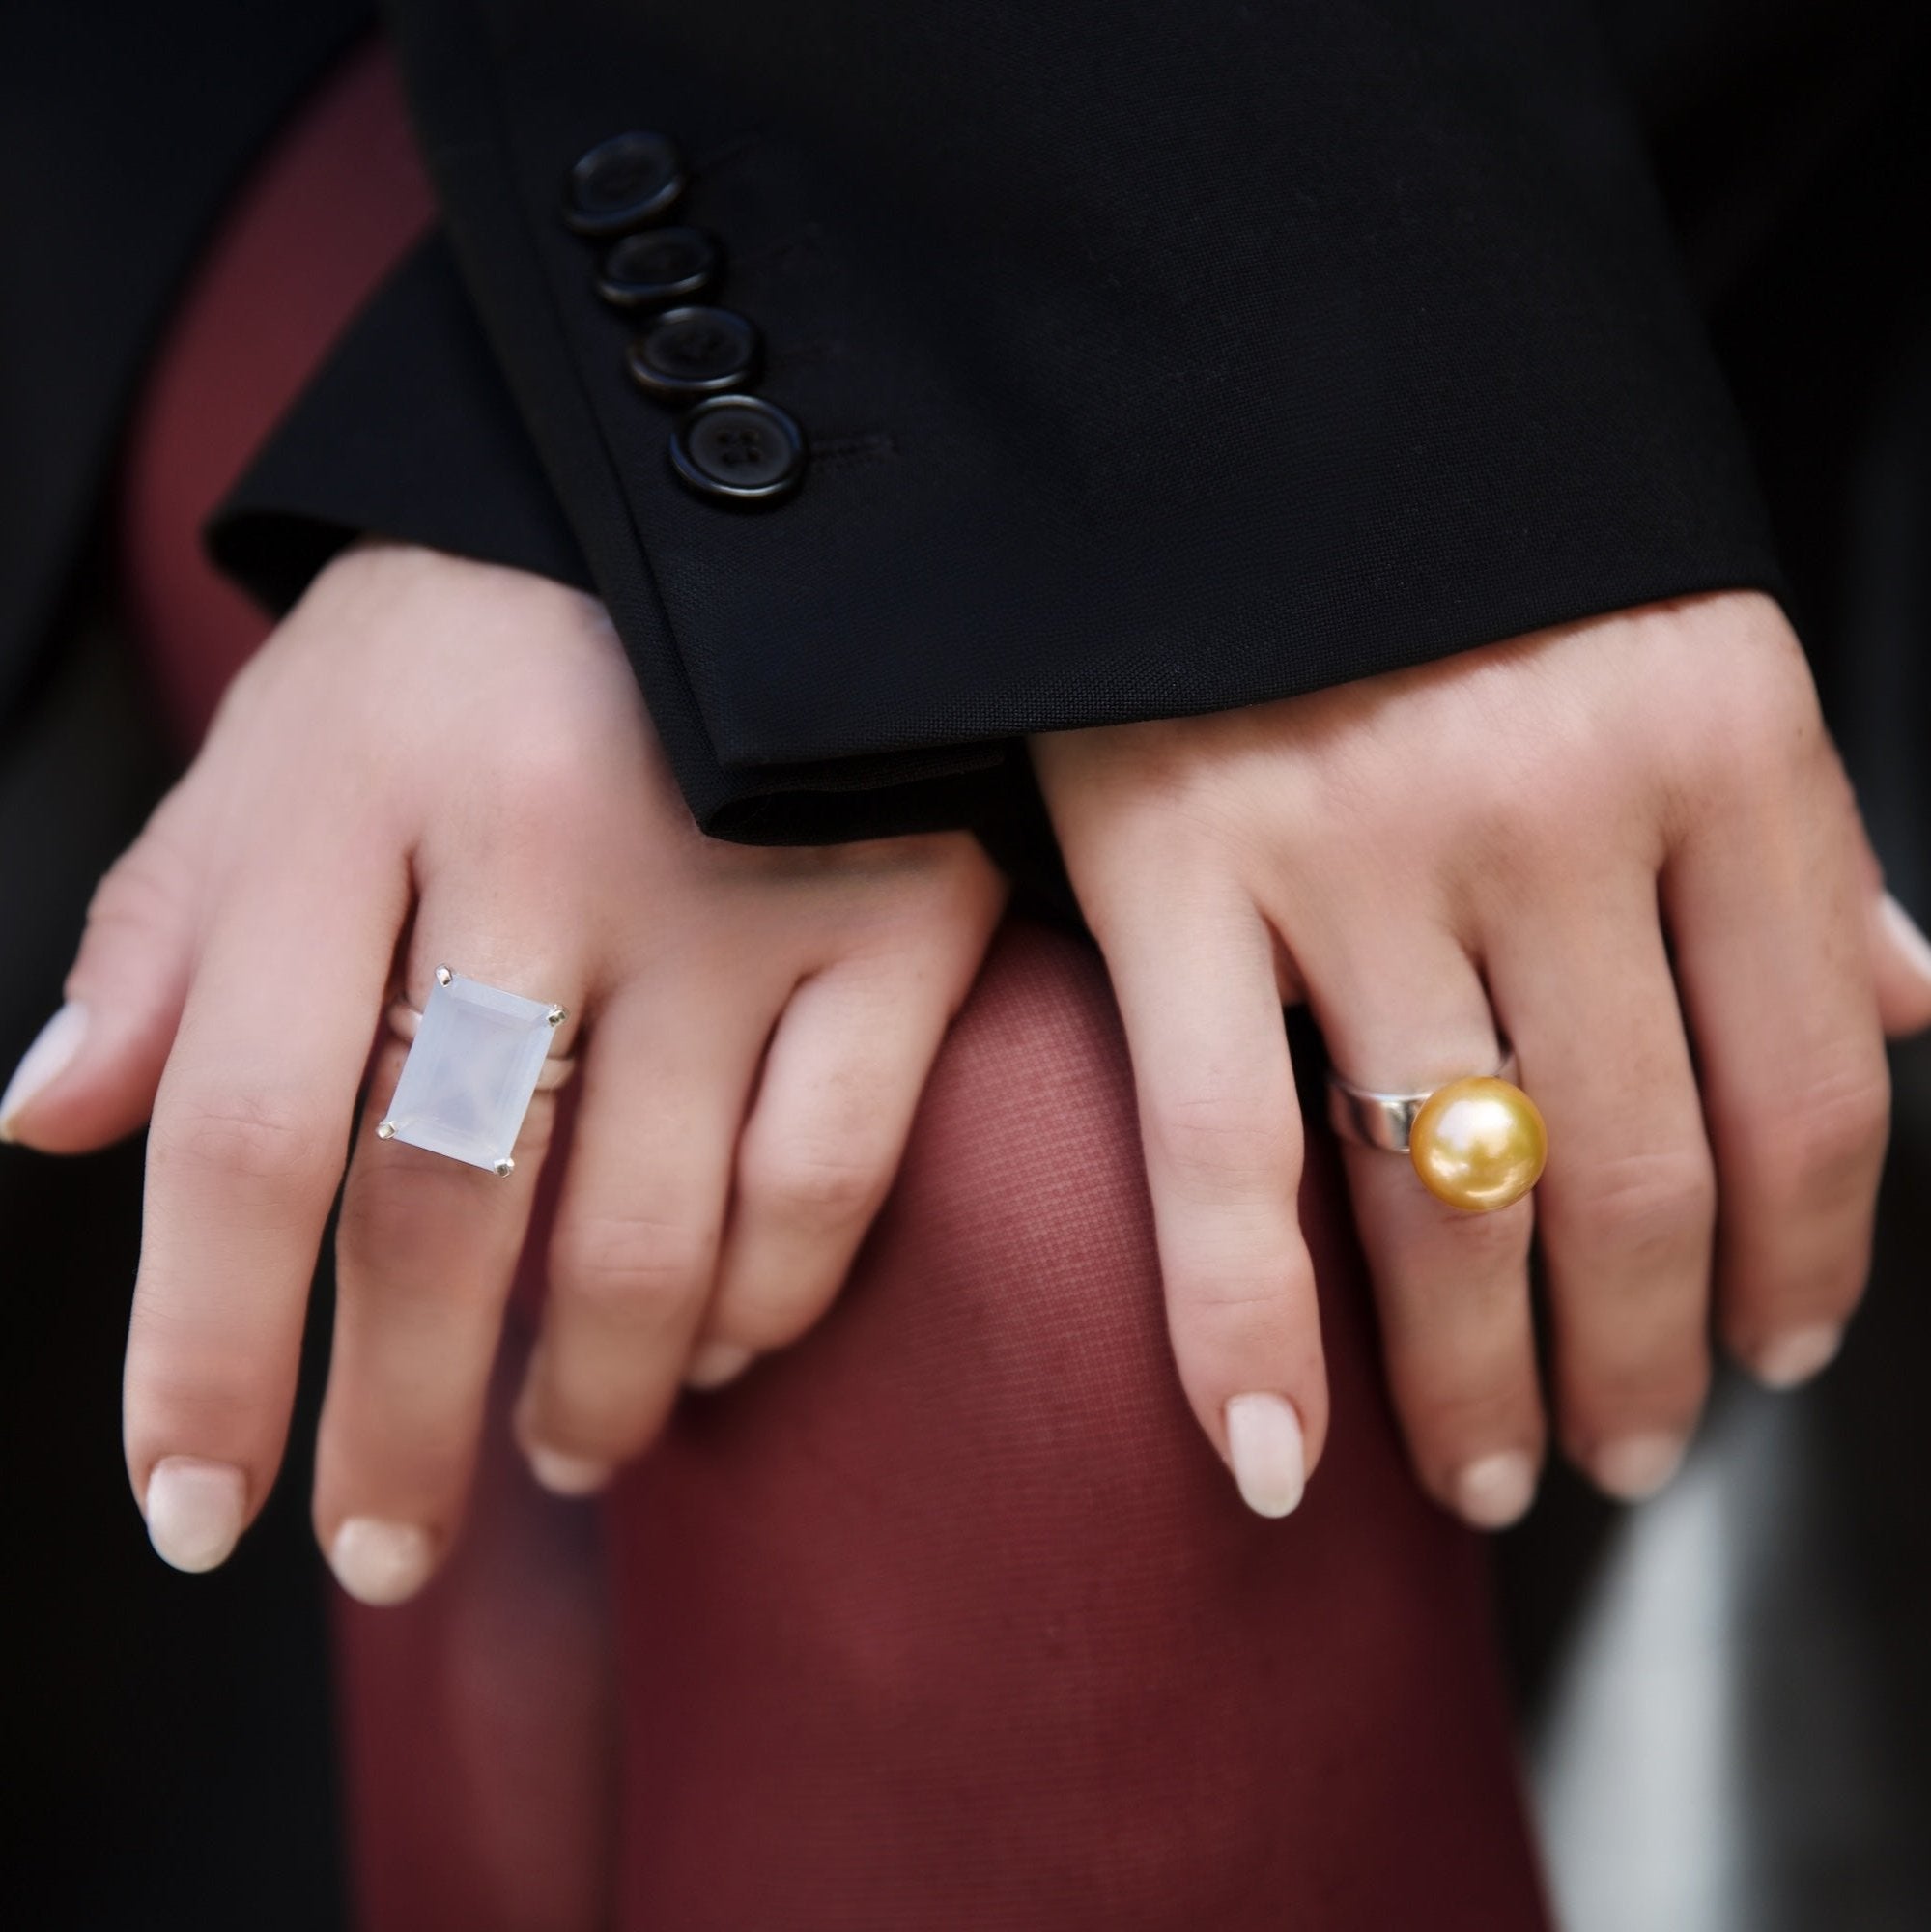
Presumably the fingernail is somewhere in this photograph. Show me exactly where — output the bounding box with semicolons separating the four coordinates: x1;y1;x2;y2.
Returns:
1750;1322;1843;1391
1450;1450;1538;1530
0;1002;88;1141
1590;1432;1688;1503
144;1457;247;1574
685;1340;753;1391
1225;1393;1306;1518
328;1518;435;1606
527;1445;612;1497
1882;891;1931;987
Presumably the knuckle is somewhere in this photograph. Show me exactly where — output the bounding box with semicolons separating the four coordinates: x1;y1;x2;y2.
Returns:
1556;1147;1715;1261
338;1159;493;1281
1164;1237;1302;1321
84;840;194;953
493;723;610;823
743;1134;890;1227
550;1209;716;1324
712;1278;831;1351
1402;1378;1537;1458
1150;1094;1295;1200
156;1093;332;1191
1743;1062;1890;1204
1567;1350;1710;1434
1700;646;1827;794
1171;1273;1292;1320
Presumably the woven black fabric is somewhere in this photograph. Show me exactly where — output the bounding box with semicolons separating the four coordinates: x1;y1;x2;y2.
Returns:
216;0;1788;842
210;233;1017;844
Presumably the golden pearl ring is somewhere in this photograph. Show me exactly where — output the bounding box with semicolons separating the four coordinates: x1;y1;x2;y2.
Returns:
1326;1050;1547;1213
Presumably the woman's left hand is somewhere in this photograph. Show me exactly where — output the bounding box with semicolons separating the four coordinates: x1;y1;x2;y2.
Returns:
1033;592;1931;1527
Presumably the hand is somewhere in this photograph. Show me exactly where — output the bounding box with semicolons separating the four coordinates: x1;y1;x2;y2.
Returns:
0;543;1005;1599
1032;592;1931;1525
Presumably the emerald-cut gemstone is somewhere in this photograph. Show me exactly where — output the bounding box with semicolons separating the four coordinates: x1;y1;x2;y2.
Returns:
383;973;555;1174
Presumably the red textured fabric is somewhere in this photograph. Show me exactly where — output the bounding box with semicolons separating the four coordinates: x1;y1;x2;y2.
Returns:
601;926;1548;1929
124;40;1551;1932
336;927;1550;1931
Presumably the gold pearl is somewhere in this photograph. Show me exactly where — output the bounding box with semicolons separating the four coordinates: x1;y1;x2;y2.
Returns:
1409;1076;1547;1213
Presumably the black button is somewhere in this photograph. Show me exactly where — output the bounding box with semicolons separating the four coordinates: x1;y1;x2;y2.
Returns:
627;306;759;399
670;395;807;503
564;132;683;236
596;227;720;309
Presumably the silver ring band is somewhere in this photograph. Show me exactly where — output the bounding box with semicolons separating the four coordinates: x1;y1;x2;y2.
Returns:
1327;1048;1520;1153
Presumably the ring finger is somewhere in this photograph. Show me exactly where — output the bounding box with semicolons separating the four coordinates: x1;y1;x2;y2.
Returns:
1312;913;1542;1529
512;974;769;1492
316;925;583;1604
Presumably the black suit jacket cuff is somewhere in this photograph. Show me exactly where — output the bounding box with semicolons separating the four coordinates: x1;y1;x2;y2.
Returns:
209;231;1012;843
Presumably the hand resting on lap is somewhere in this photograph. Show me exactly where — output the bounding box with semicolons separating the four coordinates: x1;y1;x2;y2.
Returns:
6;567;1924;1578
1034;592;1931;1526
0;542;1005;1601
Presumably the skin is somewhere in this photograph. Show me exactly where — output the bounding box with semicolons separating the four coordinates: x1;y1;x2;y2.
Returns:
4;543;1006;1598
1033;591;1931;1525
6;558;1925;1591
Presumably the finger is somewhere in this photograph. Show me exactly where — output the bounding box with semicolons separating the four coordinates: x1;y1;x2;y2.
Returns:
1871;889;1931;1039
322;1065;561;1605
1843;817;1931;1039
316;928;582;1605
1093;879;1324;1518
1488;882;1714;1502
2;784;206;1151
1665;742;1890;1391
125;835;408;1574
1313;916;1542;1530
514;980;765;1492
691;945;976;1387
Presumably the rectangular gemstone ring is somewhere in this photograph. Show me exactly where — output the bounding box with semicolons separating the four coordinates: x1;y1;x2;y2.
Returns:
377;967;575;1178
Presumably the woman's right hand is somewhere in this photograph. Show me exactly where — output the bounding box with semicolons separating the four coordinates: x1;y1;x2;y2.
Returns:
0;541;1006;1602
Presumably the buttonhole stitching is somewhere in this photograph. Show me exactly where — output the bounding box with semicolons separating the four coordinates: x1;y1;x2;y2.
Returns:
810;433;897;468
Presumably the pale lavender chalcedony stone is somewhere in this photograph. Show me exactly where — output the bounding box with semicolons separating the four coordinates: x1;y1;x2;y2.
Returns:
383;973;557;1174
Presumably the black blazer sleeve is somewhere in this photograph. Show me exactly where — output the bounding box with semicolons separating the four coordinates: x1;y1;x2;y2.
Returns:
219;0;1782;841
210;233;1016;842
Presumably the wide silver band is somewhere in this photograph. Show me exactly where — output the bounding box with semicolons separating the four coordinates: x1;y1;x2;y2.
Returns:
1327;1049;1521;1153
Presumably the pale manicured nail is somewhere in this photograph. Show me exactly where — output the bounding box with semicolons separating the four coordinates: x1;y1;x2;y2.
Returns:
527;1445;612;1497
1225;1393;1306;1518
1450;1450;1538;1530
0;1002;88;1141
328;1518;435;1606
1590;1433;1688;1503
685;1340;753;1391
1882;891;1931;988
1751;1323;1843;1391
144;1457;247;1574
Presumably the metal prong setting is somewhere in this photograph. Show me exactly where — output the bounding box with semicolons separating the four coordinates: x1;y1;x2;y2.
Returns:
494;1156;516;1178
434;965;454;987
547;1005;567;1028
376;1120;398;1140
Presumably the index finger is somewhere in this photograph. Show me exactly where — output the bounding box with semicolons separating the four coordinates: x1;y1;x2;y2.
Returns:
1092;880;1326;1516
126;836;407;1571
